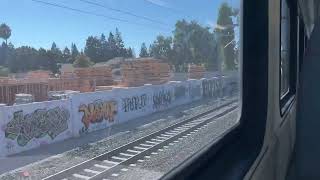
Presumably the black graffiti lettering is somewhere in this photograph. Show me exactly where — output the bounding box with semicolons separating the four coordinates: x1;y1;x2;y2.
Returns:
153;90;172;109
202;79;222;98
122;94;147;112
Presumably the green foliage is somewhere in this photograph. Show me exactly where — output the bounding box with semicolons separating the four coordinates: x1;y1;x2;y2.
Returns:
126;47;134;58
84;28;132;63
149;35;172;60
73;54;93;68
62;47;71;63
148;20;219;72
0;23;11;44
0;6;239;74
216;2;238;70
139;43;149;57
0;66;9;76
84;36;102;63
71;43;80;62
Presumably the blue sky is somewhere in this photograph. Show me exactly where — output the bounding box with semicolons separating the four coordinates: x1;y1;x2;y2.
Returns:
1;0;239;54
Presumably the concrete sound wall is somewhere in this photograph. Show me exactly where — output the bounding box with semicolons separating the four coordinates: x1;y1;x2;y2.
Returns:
0;77;231;156
0;100;73;156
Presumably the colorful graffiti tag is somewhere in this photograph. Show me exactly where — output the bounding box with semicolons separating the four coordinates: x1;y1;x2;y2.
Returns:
122;94;147;112
5;107;70;146
153;90;172;109
79;100;117;132
202;79;222;98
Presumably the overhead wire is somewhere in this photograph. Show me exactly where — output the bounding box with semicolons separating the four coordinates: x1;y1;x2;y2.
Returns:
30;0;171;32
78;0;169;26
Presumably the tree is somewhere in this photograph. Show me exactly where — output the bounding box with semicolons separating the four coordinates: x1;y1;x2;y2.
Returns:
62;47;71;63
0;24;12;67
73;54;93;68
149;35;172;60
107;32;117;58
115;28;126;57
216;2;237;70
71;43;80;62
84;36;102;63
139;43;149;57
50;42;63;63
126;47;134;58
0;23;11;45
100;33;110;61
0;43;5;65
9;46;39;72
0;66;9;76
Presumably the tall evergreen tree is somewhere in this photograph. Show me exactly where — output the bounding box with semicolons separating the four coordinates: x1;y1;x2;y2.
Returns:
108;32;117;59
126;47;134;58
71;43;80;63
62;47;71;63
115;28;126;57
50;42;63;63
139;43;149;57
100;33;110;60
84;36;102;63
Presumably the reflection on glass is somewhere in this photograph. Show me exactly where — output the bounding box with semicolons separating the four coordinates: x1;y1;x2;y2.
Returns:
281;0;290;97
0;0;241;179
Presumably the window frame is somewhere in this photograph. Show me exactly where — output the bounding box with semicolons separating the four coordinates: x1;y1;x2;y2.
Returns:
279;0;298;116
162;0;269;179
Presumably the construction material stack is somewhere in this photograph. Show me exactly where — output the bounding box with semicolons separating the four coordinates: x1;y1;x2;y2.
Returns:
91;66;113;86
121;58;170;87
188;64;205;79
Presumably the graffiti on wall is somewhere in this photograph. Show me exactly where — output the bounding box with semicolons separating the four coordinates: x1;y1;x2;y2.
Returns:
153;90;172;109
202;79;222;98
122;94;147;112
174;86;187;99
5;107;70;146
79;100;117;133
189;85;201;98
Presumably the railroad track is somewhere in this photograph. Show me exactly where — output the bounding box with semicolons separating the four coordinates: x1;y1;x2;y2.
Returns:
44;99;239;180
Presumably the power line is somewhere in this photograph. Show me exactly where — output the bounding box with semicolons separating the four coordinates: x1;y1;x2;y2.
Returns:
143;0;193;19
78;0;169;26
30;0;171;32
144;0;179;14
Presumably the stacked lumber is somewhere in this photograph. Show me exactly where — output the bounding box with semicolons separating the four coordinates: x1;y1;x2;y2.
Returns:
121;58;170;87
61;71;77;79
188;64;205;79
74;67;113;86
91;66;113;86
0;80;48;105
26;70;51;80
0;77;10;83
48;78;95;93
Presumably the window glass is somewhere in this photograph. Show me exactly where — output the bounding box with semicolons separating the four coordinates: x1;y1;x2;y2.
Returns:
0;0;241;179
281;0;291;97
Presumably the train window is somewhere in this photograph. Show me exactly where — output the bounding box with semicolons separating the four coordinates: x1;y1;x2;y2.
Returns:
280;0;291;98
0;0;241;179
280;0;297;114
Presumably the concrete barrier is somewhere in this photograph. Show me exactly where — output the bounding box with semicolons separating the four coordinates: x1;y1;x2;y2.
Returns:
0;100;73;156
0;77;238;156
